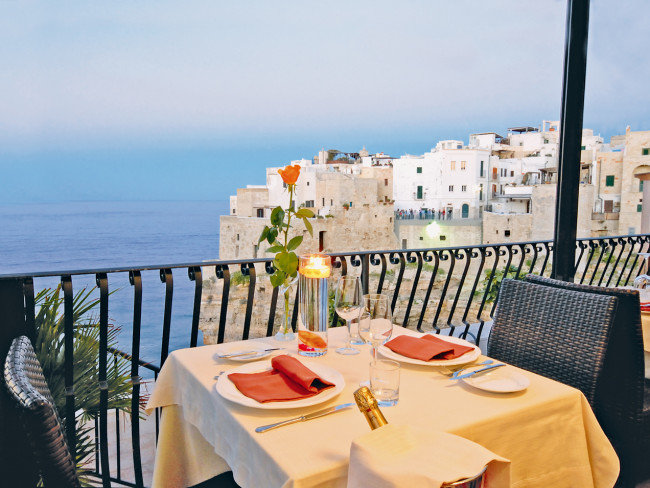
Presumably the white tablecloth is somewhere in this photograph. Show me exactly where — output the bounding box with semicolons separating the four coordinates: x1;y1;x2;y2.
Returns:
146;326;619;488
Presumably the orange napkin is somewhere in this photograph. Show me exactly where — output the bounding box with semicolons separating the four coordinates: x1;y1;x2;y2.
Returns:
384;334;474;361
227;355;335;403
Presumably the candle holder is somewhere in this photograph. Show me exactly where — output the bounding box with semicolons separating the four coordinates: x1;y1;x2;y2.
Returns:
298;253;331;357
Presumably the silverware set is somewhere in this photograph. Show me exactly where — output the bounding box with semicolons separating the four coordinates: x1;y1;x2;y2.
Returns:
215;347;284;359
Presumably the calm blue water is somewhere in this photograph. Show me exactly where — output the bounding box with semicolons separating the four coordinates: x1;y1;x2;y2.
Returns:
0;200;228;367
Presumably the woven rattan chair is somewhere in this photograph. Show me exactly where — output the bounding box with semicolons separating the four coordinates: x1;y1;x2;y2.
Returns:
525;274;649;484
488;279;618;407
3;335;80;488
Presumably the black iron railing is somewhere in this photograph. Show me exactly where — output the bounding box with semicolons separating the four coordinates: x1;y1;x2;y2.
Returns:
1;233;649;487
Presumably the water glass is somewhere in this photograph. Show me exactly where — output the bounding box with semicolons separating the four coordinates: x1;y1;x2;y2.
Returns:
362;294;393;361
370;359;400;406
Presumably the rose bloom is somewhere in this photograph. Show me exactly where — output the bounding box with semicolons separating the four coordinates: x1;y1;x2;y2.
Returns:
278;164;301;185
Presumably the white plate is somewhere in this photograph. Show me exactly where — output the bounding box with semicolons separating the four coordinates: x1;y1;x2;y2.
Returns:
378;333;481;366
214;344;278;362
462;367;530;393
215;359;345;409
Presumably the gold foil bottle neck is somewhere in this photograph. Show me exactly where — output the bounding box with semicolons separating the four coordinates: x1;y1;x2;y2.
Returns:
353;386;388;430
353;386;378;411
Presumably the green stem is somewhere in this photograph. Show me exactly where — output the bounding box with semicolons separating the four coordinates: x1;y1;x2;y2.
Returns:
284;185;294;249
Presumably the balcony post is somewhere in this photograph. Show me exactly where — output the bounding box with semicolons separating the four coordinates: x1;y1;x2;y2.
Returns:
552;0;591;281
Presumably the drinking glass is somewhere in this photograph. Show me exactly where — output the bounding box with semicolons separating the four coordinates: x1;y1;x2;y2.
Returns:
633;252;650;303
335;276;362;355
370;359;400;406
361;294;393;362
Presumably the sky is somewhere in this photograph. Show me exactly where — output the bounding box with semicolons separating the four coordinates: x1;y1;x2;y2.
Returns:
0;1;648;204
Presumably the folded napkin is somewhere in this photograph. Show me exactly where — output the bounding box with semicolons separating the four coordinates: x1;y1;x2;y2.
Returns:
347;424;510;488
227;355;335;403
384;334;474;361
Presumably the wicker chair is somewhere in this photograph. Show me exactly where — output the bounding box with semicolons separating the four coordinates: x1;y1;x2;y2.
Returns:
488;279;618;407
3;335;80;488
524;274;649;484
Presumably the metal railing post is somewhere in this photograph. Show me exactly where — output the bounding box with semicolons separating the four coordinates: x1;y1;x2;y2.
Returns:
552;0;591;281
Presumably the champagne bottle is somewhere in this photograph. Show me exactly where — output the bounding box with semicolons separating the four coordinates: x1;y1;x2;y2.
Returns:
353;386;388;430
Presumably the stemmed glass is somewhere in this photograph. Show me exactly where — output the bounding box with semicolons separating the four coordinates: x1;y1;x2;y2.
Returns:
359;294;393;362
335;276;362;355
633;252;650;303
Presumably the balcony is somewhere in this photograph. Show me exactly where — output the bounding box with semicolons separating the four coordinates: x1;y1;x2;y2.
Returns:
592;212;620;221
0;233;647;487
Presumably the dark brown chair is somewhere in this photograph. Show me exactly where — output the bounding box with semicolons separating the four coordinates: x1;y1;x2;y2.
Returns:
3;335;81;488
488;278;619;406
525;274;649;485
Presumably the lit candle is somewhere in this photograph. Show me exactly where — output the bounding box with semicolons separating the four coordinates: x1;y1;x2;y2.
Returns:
299;254;332;279
297;253;331;357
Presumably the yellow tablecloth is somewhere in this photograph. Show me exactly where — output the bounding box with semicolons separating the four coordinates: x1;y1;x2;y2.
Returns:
146;326;619;488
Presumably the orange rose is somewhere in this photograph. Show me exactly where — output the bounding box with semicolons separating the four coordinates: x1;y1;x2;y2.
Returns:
278;164;301;185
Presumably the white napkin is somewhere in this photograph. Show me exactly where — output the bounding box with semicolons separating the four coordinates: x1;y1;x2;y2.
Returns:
347;424;510;488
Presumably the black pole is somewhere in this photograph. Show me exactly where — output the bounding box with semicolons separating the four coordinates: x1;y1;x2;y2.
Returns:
552;0;590;281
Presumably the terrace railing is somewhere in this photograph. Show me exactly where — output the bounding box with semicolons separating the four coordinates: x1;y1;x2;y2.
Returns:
1;233;649;487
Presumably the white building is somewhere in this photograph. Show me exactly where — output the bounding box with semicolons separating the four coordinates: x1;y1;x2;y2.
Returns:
393;141;490;219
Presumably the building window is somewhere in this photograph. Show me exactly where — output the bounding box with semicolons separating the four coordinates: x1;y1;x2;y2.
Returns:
450;161;456;170
480;161;484;177
283;182;288;189
605;175;615;187
305;200;314;208
643;148;650;156
236;234;240;241
580;145;586;150
505;230;511;237
384;178;389;186
417;186;423;199
638;204;643;213
419;236;423;241
232;208;236;214
256;208;264;218
461;185;467;192
510;171;514;177
306;181;310;186
479;184;483;201
416;167;422;174
322;198;325;206
640;180;645;192
448;185;454;192
461;161;466;170
440;235;446;241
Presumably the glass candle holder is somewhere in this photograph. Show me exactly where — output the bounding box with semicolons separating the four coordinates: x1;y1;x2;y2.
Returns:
298;253;331;357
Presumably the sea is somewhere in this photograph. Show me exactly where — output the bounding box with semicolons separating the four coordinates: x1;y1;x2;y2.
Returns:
0;200;229;370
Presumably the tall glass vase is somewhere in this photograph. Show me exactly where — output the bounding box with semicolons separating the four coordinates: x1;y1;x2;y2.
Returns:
275;279;296;342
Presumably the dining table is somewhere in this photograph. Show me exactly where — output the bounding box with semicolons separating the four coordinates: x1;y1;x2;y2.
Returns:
146;325;619;488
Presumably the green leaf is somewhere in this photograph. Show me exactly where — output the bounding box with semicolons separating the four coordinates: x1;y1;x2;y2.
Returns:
276;251;299;276
295;208;315;218
302;217;313;237
266;245;285;253
270;206;285;226
287;235;303;251
267;227;278;245
270;270;285;287
258;226;269;244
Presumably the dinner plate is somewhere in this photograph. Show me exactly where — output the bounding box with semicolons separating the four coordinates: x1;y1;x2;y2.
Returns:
377;333;481;366
214;343;278;362
215;359;345;409
462;367;530;393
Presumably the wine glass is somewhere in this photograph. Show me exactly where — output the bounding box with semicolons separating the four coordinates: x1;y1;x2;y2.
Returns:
633;252;650;303
360;294;393;362
335;276;362;355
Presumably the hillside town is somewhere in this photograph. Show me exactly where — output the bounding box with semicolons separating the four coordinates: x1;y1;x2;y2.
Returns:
220;121;650;259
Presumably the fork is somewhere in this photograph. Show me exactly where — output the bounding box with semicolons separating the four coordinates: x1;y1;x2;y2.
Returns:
439;359;492;377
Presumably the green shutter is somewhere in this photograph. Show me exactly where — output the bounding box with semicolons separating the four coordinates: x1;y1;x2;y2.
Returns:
605;175;615;187
417;186;423;199
642;148;649;156
640;180;644;192
417;167;422;174
638;204;643;213
580;145;586;150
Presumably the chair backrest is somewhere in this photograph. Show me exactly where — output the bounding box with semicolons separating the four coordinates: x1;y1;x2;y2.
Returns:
524;274;645;422
488;279;618;406
3;336;80;488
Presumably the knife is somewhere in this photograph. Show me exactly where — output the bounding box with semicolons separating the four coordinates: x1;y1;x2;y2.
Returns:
453;363;505;380
216;348;283;359
255;403;355;433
